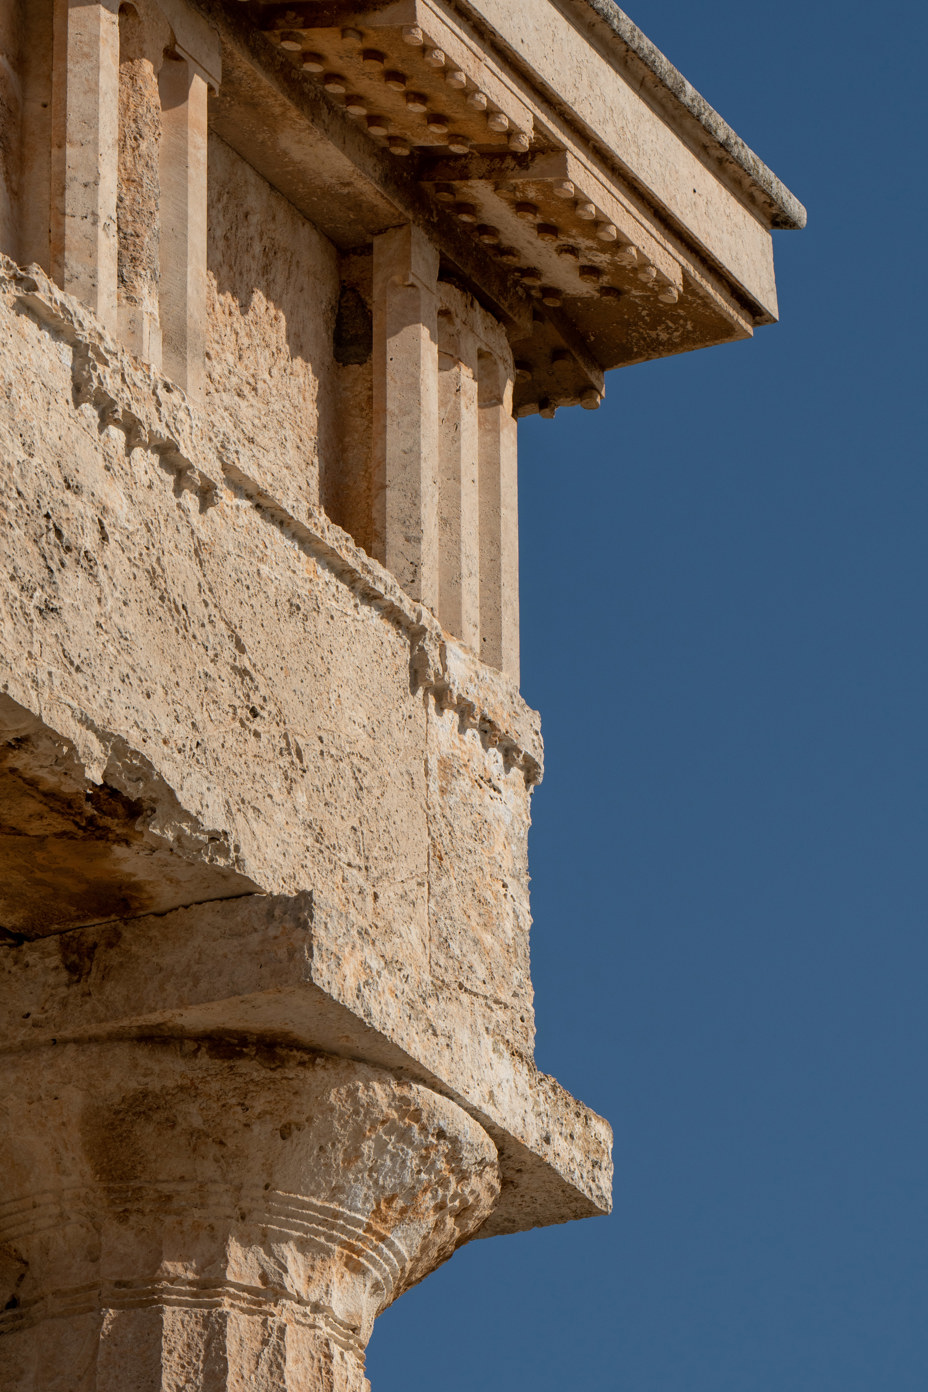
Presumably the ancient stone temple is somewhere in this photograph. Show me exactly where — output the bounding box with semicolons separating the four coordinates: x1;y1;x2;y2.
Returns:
0;2;803;1387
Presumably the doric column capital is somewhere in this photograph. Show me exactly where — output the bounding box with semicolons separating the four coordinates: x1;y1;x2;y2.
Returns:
0;1040;500;1390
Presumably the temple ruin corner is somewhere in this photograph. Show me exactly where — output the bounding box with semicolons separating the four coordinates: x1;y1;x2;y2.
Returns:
0;2;803;1387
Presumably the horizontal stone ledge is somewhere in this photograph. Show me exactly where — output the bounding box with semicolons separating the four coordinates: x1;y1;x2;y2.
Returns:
0;893;612;1235
200;0;534;333
573;0;807;231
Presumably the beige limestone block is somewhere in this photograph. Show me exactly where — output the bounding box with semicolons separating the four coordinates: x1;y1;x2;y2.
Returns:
116;1;166;368
0;0;22;260
159;56;207;394
368;0;538;143
0;1040;500;1390
15;0;55;271
0;261;613;1238
372;222;440;608
435;280;517;668
426;695;535;1053
206;134;339;516
459;0;779;317
0;691;258;934
0;891;611;1234
152;0;221;89
478;347;519;679
50;0;120;331
438;300;480;651
0;260;429;952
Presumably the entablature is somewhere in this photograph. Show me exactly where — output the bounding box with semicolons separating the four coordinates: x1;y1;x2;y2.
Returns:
206;0;804;413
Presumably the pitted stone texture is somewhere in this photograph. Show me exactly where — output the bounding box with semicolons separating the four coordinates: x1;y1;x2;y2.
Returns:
0;0;22;259
426;695;534;1055
115;0;170;359
205;133;339;518
0;892;613;1233
0;258;540;1015
0;1041;500;1390
0;260;432;949
0;255;608;1239
0;692;257;937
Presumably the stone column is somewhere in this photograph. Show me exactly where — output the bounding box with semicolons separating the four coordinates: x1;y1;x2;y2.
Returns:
438;307;481;652
158;53;208;397
0;0;22;260
478;349;520;681
50;0;120;332
0;1040;499;1391
17;0;56;272
117;1;165;369
372;224;440;610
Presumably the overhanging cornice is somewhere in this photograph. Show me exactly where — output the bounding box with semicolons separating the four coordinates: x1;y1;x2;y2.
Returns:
571;0;807;231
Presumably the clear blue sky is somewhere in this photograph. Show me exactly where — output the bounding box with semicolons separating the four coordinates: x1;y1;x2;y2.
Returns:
369;3;928;1388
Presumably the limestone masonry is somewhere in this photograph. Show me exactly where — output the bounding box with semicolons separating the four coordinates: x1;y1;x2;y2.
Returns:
0;2;803;1387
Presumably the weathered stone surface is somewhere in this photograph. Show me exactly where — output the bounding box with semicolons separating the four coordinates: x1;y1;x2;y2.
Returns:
1;257;432;940
0;891;612;1233
0;693;257;937
232;0;804;398
0;2;803;1384
205;132;339;515
0;0;22;259
0;257;606;1238
49;0;121;332
0;255;542;903
575;0;807;231
116;0;168;365
0;1041;499;1389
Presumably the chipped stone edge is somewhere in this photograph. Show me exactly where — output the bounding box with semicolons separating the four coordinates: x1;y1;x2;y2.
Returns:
573;0;807;230
0;892;614;1228
2;255;544;786
0;693;260;896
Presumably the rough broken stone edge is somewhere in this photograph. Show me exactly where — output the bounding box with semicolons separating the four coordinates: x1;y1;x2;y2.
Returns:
1;255;544;785
0;893;614;1230
574;0;807;229
0;692;260;888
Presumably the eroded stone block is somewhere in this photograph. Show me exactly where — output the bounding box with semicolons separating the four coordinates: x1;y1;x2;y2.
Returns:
0;3;804;1385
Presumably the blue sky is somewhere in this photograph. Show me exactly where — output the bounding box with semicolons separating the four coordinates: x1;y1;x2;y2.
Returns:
369;3;928;1388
